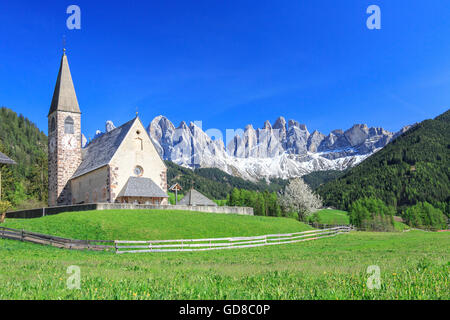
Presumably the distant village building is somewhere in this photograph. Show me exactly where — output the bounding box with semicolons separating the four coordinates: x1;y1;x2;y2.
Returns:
178;189;217;206
0;151;16;201
47;51;168;206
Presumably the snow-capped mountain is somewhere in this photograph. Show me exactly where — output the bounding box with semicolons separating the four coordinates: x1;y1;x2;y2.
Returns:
92;116;411;181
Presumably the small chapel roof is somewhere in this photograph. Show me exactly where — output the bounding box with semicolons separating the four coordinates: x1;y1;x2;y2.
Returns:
178;189;217;206
0;151;16;165
48;51;80;116
72;118;136;179
119;176;168;198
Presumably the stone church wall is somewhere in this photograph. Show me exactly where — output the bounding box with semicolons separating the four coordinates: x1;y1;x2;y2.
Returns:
6;204;254;219
48;110;82;206
70;166;109;204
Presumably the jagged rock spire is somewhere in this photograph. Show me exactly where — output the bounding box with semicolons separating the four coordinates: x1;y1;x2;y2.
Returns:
48;51;80;116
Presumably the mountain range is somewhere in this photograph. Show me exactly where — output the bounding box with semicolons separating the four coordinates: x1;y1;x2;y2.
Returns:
90;116;412;181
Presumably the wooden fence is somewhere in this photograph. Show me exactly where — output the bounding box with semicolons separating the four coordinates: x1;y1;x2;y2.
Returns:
306;222;353;229
0;226;114;251
0;226;352;254
114;226;352;254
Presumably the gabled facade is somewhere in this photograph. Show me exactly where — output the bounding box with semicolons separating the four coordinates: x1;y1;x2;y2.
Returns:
70;117;168;205
48;52;168;206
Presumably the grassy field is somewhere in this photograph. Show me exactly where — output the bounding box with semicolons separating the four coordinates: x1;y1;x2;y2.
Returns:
2;210;312;240
0;210;448;300
309;209;350;225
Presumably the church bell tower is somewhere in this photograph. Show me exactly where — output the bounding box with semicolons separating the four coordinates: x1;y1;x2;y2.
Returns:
48;50;82;206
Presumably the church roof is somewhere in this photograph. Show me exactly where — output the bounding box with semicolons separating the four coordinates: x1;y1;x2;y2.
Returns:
48;52;80;116
0;151;16;165
119;176;168;198
72;118;136;179
178;189;217;206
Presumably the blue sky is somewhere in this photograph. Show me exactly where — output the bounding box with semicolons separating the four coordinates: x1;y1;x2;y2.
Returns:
0;1;449;141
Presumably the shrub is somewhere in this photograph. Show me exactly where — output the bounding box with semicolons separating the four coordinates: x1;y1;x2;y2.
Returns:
0;200;11;213
349;197;395;231
0;200;11;223
403;202;447;230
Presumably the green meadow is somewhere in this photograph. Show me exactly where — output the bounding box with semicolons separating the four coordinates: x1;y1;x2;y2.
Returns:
309;209;350;225
0;210;448;300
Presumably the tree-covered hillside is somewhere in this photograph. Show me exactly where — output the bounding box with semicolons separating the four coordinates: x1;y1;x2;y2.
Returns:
317;110;450;215
302;170;345;190
0;107;48;206
165;161;288;200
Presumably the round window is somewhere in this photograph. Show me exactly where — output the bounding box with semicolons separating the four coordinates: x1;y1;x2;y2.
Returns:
134;166;143;176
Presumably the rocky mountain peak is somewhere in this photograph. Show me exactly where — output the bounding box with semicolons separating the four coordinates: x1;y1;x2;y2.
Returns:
92;116;407;182
105;120;116;133
178;121;188;130
273;116;287;130
263;120;272;130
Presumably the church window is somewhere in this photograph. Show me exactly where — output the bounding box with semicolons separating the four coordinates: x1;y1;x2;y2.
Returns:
134;166;143;177
136;137;143;151
65;117;74;134
50;117;56;132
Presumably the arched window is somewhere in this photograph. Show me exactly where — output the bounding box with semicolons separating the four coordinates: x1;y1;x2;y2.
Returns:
65;117;74;134
50;117;56;132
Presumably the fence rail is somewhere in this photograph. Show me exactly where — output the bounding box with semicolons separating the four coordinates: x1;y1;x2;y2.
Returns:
0;226;114;251
1;226;352;253
114;226;352;254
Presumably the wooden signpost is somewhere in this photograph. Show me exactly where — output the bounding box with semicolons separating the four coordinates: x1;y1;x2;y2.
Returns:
169;183;183;205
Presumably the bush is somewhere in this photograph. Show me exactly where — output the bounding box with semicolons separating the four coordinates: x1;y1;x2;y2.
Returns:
0;200;11;223
227;188;282;217
349;197;395;231
403;202;448;230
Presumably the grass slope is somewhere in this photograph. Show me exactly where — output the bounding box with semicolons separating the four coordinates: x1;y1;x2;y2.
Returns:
309;209;350;225
0;230;448;299
2;209;312;240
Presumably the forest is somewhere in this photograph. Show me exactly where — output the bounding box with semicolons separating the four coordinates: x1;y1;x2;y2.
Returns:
317;110;450;216
0;107;48;208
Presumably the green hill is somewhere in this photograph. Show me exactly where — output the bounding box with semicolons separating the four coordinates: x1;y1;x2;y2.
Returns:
3;209;312;240
166;161;288;199
0;107;48;206
308;209;350;225
302;170;345;190
317;110;450;214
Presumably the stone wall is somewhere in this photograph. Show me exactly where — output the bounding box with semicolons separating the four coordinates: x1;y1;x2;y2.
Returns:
48;111;82;206
71;166;109;204
5;203;253;219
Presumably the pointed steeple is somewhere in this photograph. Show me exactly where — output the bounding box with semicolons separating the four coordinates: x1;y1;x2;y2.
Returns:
48;51;80;116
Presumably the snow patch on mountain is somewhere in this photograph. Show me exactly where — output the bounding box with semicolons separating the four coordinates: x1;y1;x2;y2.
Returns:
92;116;410;182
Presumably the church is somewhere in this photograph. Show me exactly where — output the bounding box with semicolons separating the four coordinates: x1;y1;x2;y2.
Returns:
48;51;168;207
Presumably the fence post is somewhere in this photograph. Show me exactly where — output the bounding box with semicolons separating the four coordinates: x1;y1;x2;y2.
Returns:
21;229;24;241
114;241;118;254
